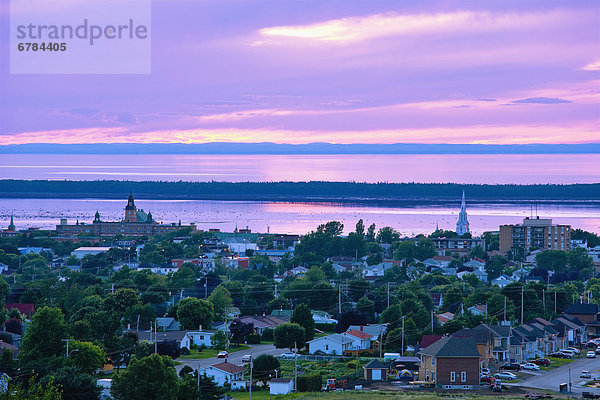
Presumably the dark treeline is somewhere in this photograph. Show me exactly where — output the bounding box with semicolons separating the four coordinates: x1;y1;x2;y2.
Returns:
1;180;599;202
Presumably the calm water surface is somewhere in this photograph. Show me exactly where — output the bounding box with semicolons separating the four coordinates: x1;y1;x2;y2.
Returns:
1;198;599;235
1;153;600;184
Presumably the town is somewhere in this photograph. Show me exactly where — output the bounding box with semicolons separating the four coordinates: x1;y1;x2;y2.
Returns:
0;192;599;399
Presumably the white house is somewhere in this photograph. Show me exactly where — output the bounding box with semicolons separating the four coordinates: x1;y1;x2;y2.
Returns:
464;259;486;270
307;334;353;355
457;270;488;282
188;331;215;347
270;378;294;395
468;304;487;316
348;324;387;343
312;310;337;324
71;247;111;259
491;274;515;288
342;330;373;350
137;331;191;349
198;361;246;388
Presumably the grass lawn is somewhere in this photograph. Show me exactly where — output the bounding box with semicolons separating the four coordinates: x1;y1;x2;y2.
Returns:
539;357;575;371
177;344;251;360
223;391;532;399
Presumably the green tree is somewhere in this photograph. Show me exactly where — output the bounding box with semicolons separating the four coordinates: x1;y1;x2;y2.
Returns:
252;354;280;385
2;376;62;400
111;354;177;400
274;323;305;350
0;277;9;303
377;227;400;244
210;330;228;350
355;219;365;236
103;288;140;315
535;250;568;273
176;298;214;331
42;367;102;400
68;341;106;374
20;306;66;370
356;297;375;322
207;285;233;320
291;303;315;341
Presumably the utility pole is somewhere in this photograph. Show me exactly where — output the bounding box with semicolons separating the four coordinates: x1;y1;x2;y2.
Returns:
431;310;434;333
338;281;342;315
249;356;253;400
293;342;298;392
379;325;383;359
62;339;72;358
521;286;524;324
542;289;545;311
554;291;557;314
504;296;506;321
111;283;115;294
205;277;208;299
401;316;405;357
387;282;390;309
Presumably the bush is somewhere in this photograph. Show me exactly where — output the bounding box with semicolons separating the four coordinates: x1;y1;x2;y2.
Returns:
179;365;193;377
315;323;336;332
180;347;190;355
297;373;321;392
246;334;261;344
0;333;13;345
261;328;274;341
190;344;199;351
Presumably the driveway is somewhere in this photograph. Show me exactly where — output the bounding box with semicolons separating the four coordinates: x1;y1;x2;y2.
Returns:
521;357;600;394
175;344;288;372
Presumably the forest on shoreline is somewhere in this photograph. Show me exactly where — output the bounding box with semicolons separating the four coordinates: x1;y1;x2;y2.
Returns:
0;180;599;203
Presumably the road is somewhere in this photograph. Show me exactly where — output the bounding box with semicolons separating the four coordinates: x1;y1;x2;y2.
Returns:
175;344;288;372
522;357;600;394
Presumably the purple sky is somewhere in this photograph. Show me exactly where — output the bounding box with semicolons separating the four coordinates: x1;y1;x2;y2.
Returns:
1;0;599;145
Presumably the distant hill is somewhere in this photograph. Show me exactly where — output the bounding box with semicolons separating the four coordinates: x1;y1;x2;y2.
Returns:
2;142;600;154
1;180;599;203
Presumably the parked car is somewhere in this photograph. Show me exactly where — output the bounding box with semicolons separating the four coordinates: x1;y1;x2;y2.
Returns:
587;351;596;358
581;370;592;379
559;350;576;358
500;362;521;371
595;347;600;354
585;341;598;348
279;352;297;359
481;368;490;375
494;372;518;381
480;375;495;383
521;363;540;371
551;351;572;359
531;359;550;366
565;347;581;354
241;354;252;363
217;351;228;358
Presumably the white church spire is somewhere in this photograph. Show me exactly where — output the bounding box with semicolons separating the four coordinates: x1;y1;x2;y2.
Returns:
456;190;470;235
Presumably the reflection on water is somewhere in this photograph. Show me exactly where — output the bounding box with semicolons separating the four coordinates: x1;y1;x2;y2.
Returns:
1;153;600;184
1;198;599;235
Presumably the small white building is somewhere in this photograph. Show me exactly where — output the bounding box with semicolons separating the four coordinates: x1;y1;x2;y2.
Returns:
270;378;293;395
198;361;246;387
97;378;111;400
342;330;373;351
307;334;353;355
71;247;111;259
188;331;215;347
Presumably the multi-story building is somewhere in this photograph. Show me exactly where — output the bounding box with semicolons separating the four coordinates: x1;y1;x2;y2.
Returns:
56;193;196;237
499;217;571;252
431;237;485;255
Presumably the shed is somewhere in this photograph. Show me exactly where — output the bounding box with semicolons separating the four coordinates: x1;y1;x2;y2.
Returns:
363;359;388;381
270;378;294;395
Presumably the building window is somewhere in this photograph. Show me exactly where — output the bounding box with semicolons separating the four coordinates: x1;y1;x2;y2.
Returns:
431;358;435;366
325;345;329;351
461;372;466;382
450;372;456;382
516;348;520;355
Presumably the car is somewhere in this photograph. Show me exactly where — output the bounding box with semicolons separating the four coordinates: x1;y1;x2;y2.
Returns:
587;351;596;358
595;347;600;354
499;362;521;371
481;368;490;375
217;351;228;358
581;370;592;379
559;350;576;358
278;352;297;360
565;347;581;354
551;351;573;359
494;372;518;381
521;363;540;371
480;375;495;383
585;341;598;348
531;359;551;366
241;354;252;363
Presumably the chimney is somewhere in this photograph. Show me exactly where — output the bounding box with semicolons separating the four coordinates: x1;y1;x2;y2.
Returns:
360;326;363;332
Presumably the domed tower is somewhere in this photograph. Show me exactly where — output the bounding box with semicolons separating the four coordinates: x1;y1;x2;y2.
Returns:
124;192;137;223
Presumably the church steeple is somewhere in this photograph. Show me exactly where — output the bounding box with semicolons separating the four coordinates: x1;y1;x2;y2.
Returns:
7;215;15;231
94;211;101;223
456;190;470;235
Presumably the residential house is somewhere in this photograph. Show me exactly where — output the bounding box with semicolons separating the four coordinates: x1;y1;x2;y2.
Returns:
237;315;286;336
270;378;293;395
430;294;443;309
312;310;337;324
472;324;511;362
156;317;181;332
347;324;387;343
226;307;241;320
436;312;454;325
451;328;492;368
418;335;443;351
467;305;487;317
463;259;486;271
457;270;488;282
198;361;246;389
363;360;388;381
491;274;515;288
418;335;481;389
564;303;599;324
0;341;18;359
188;331;215;348
551;314;587;345
342;330;373;351
5;303;35;318
270;309;292;322
137;330;192;349
307;334;353;355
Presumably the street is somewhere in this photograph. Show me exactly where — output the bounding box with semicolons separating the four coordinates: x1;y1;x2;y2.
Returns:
522;357;600;395
175;344;289;372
